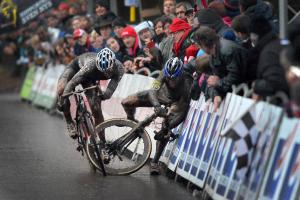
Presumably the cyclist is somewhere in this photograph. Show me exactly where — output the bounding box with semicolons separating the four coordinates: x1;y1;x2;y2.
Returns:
57;48;124;138
121;57;192;175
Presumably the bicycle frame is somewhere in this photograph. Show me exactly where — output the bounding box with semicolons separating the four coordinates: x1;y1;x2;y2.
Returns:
108;111;163;155
62;85;106;176
74;94;93;145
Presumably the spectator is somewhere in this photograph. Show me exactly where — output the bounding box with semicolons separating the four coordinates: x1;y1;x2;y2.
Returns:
134;21;163;72
158;16;174;64
57;2;73;28
153;17;167;46
208;0;240;26
135;21;155;48
231;14;252;49
163;16;173;37
163;0;176;18
95;0;117;21
169;18;198;63
106;36;126;62
121;26;141;73
175;2;187;20
239;0;278;32
64;33;75;55
68;3;80;16
79;16;92;33
54;39;74;65
185;8;195;27
193;26;248;109
71;16;82;31
73;28;96;56
190;51;211;100
249;16;289;100
194;8;236;41
94;17;115;43
281;18;300;117
112;18;127;39
47;15;63;43
90;31;105;52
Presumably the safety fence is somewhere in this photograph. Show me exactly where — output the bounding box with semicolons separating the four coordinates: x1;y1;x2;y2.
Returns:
20;63;300;200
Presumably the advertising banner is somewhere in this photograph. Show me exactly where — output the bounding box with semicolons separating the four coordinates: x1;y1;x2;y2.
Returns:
167;100;198;172
20;65;36;100
259;118;300;200
0;0;54;33
237;103;283;200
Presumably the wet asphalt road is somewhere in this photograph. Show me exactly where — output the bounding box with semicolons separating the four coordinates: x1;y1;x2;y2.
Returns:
0;94;195;200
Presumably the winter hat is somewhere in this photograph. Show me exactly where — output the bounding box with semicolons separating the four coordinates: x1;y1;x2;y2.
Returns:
195;9;223;28
58;2;70;11
95;0;109;9
121;26;138;38
112;18;127;28
73;28;86;39
135;21;154;33
169;18;191;33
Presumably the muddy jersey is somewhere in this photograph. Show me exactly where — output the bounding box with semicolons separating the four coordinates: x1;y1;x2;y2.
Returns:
60;52;124;99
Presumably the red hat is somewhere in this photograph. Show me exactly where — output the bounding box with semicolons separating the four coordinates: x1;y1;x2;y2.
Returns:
121;26;137;38
58;2;70;11
73;29;86;39
169;18;191;33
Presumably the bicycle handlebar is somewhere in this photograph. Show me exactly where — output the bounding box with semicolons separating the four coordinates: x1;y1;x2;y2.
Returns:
62;85;100;98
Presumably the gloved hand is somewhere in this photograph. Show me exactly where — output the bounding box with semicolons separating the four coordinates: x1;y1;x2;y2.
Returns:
57;96;66;112
154;106;166;117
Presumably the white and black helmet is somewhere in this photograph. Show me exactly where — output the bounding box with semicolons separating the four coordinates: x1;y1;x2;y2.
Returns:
96;48;116;71
163;57;184;78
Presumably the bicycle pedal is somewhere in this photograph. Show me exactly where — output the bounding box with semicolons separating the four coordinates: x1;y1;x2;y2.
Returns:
71;134;79;140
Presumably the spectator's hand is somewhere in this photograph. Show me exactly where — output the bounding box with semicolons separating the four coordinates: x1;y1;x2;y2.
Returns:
124;60;134;72
133;57;144;69
213;96;222;112
252;93;262;101
207;75;220;87
144;47;152;57
144;38;152;46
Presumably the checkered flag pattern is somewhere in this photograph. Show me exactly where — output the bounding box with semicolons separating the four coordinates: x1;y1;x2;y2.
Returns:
223;106;259;179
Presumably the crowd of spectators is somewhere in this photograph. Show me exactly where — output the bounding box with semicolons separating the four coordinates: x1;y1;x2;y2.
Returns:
0;0;300;117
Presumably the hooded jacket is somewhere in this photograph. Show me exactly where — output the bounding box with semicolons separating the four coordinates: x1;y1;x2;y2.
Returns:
207;38;248;98
253;32;289;97
244;0;278;33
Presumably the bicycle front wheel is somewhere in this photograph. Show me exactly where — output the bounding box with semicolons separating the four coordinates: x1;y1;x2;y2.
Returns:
86;118;152;175
83;115;106;175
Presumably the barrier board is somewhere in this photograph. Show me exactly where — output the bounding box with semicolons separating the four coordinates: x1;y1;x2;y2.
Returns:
259;117;300;200
20;65;36;100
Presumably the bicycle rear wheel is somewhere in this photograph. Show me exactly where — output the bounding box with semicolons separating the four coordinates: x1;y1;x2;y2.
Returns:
86;118;152;175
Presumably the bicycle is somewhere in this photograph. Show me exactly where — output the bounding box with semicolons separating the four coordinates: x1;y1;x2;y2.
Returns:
86;106;178;175
62;84;107;176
